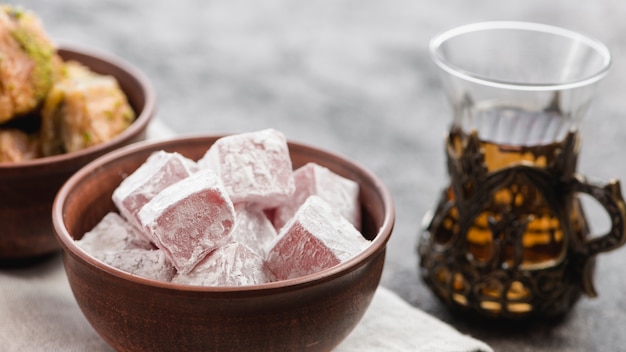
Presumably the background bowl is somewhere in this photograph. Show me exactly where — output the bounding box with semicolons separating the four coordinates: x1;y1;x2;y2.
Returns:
52;135;395;352
0;45;156;262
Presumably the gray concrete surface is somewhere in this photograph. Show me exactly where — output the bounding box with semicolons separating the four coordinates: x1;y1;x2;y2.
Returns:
9;0;626;350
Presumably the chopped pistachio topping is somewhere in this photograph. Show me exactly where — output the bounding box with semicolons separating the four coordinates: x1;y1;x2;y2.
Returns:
1;5;25;20
10;26;56;101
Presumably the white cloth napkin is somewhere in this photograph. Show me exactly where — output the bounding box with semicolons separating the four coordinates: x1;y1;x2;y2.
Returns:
0;254;492;352
0;254;113;352
335;286;493;352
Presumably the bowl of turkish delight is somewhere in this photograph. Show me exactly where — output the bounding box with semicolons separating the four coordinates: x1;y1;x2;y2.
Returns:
0;5;156;261
52;129;395;352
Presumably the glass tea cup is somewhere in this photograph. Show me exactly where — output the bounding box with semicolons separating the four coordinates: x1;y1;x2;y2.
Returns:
418;21;626;319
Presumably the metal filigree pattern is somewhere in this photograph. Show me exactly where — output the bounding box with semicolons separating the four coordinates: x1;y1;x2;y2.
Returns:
418;128;626;319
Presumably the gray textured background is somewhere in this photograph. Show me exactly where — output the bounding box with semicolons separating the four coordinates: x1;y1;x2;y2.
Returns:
10;1;626;351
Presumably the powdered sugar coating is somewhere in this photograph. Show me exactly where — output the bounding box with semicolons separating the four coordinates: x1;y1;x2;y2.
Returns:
272;162;361;231
138;169;235;274
197;128;295;208
112;151;198;232
77;212;153;256
100;248;176;282
171;242;270;286
229;203;278;257
266;196;370;281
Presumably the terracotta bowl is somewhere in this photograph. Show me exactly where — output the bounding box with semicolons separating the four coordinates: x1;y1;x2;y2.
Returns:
0;45;156;262
52;135;395;352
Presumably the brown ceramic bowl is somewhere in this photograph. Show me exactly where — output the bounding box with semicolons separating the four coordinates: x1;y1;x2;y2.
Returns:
52;135;395;352
0;45;156;262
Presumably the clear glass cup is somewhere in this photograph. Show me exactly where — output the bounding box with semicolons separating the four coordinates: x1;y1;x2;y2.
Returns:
419;21;626;319
429;20;610;146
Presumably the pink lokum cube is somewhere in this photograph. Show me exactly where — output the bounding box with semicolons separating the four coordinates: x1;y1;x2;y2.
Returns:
229;203;278;257
171;242;270;286
197;129;295;208
272;162;361;231
112;151;198;231
266;196;370;281
138;169;235;274
77;212;153;257
100;248;176;282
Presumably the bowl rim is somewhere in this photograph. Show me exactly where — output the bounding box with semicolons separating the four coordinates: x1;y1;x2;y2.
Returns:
0;43;156;170
53;134;396;294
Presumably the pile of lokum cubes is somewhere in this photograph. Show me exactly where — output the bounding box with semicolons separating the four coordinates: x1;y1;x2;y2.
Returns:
77;129;370;286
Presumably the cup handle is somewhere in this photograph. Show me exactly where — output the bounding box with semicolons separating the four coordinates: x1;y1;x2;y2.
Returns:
573;175;626;257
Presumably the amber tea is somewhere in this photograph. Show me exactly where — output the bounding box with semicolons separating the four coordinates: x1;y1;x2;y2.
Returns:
450;106;571;170
445;110;585;265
